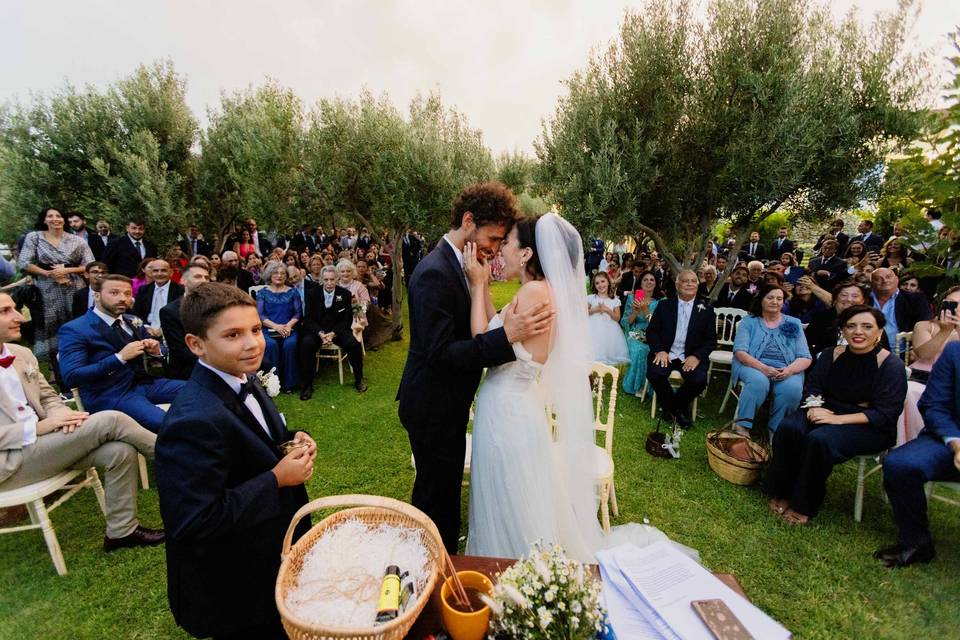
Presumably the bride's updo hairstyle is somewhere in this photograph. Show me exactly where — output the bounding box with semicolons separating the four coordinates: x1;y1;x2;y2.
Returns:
515;215;546;280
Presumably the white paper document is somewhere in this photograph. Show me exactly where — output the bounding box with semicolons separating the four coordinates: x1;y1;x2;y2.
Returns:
598;542;791;640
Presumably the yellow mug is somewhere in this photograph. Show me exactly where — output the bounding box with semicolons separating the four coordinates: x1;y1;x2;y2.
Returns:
439;570;494;640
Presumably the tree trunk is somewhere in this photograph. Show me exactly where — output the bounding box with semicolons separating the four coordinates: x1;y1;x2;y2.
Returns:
389;229;405;340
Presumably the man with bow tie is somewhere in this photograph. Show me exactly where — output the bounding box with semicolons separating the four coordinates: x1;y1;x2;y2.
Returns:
0;291;163;553
57;274;185;432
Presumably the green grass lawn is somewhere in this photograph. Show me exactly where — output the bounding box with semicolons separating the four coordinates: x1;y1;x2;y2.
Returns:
1;281;957;639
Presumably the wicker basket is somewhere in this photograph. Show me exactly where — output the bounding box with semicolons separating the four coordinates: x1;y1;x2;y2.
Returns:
706;424;769;486
276;494;445;640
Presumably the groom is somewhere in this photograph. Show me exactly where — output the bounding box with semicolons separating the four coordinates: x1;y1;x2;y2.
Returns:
398;182;553;553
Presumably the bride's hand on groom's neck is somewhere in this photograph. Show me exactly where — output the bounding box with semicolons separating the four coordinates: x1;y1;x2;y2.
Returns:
503;298;554;343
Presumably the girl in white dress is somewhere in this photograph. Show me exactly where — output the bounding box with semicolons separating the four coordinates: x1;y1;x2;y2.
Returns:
462;214;696;563
587;272;629;365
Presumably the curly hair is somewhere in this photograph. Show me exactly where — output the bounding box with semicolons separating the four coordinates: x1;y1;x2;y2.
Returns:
449;181;520;231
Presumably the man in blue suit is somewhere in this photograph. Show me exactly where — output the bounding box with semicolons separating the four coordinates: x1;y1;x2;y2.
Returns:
57;274;185;433
646;269;718;427
878;341;960;567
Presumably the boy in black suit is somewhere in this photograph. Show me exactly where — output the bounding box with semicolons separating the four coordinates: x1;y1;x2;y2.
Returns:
155;282;315;639
646;269;718;427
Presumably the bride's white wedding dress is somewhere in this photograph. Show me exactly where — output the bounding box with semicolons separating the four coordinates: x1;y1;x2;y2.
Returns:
466;315;697;563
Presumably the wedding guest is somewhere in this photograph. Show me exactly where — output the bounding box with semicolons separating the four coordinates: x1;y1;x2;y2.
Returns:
606;254;622;285
298;266;366;398
880;238;911;272
620;271;661;395
813;219;849;255
740;231;766;261
234;229;257;260
766;306;906;525
844;240;870;271
132;260;184;337
159;263;210;380
899;273;922;295
401;228;424;287
617;262;645;307
356;259;383;303
895;286;960;445
289;224;316;254
877;341;960;567
587;271;628;366
156;282;314;639
746;260;764;293
803;280;874;356
220;250;256;292
245;253;263;285
256;261;301;393
0;255;15;285
769;227;795;260
67;211;90;242
697;264;719;298
849;219;885;254
716;265;754;311
165;245;187;284
72;261;108;319
645;270;717;427
57;274;186;432
178;225;211;258
305;254;325;284
786;278;827;324
337;258;370;340
103;218;157;278
780;253;804;284
90;219;117;262
731;284;812;435
0;291;162;554
17;207;95;374
131;258;154;297
808;238;848;291
245;217;272;257
870;268;932;351
207;253;220;280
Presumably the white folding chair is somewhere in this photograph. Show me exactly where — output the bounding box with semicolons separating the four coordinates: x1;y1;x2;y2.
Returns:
853;454;885;522
892;331;914;365
925;481;960;507
707;307;748;389
247;284;267;299
70;389;151;490
590;362;620;533
315;335;365;385
646;370;698;421
0;468;106;575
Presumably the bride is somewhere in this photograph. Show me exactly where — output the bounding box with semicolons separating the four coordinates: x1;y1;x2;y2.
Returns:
463;213;696;563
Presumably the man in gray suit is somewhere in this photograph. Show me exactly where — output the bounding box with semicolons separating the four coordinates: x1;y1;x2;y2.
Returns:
0;291;163;552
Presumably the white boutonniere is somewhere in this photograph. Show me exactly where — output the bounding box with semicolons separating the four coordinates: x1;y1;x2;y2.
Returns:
696;303;707;312
24;364;42;383
255;368;281;397
128;316;143;329
335;295;343;302
800;394;824;409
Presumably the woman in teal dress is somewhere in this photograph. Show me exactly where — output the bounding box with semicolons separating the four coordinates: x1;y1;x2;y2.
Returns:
620;271;662;395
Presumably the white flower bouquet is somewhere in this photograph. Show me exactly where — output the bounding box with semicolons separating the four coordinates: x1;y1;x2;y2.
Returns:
485;541;606;640
256;367;281;397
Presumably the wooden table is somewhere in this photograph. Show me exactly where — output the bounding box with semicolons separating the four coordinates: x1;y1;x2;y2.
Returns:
407;555;747;639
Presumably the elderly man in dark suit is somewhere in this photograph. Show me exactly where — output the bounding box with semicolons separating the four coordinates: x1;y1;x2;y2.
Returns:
645;269;718;427
159;263;210;380
132;260;184;337
297;266;366;398
878;342;960;567
103;218;157;278
89;219;117;262
808;238;848;291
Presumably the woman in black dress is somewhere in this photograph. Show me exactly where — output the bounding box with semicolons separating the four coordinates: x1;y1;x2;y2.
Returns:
766;305;907;525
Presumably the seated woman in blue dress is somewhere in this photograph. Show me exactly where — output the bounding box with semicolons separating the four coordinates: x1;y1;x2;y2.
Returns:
620;270;662;395
256;261;302;392
732;283;812;435
766;305;907;525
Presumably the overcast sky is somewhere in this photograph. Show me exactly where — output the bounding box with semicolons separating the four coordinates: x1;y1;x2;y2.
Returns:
2;0;957;154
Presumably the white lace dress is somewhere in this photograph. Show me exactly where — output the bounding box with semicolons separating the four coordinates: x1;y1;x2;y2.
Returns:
466;314;694;562
586;294;629;365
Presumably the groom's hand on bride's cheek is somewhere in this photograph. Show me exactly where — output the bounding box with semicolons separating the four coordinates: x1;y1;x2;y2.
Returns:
504;300;554;343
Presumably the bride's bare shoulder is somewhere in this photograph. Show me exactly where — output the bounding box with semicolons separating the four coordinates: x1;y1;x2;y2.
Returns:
515;280;550;306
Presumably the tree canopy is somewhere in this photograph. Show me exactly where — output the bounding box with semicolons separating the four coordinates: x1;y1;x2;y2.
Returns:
536;0;930;276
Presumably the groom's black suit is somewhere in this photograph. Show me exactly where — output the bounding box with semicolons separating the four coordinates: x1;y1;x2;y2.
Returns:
397;239;516;553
